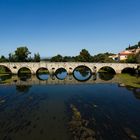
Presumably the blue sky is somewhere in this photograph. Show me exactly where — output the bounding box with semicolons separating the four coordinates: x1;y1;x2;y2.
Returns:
0;0;140;57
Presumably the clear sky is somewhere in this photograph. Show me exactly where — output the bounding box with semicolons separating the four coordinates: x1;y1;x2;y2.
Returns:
0;0;140;57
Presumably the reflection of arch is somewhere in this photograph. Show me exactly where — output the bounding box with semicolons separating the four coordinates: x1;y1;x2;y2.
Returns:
98;66;116;74
121;67;135;74
73;65;92;82
55;68;68;80
73;65;92;74
18;67;32;74
36;67;49;74
18;67;32;81
98;73;114;81
0;65;12;74
36;67;49;80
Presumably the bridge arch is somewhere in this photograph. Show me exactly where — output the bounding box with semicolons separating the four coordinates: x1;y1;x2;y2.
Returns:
121;67;135;74
54;67;68;80
18;67;32;75
0;65;12;74
72;65;92;81
36;67;50;80
98;66;116;74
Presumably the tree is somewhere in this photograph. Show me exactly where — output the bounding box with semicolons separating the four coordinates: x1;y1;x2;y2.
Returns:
138;41;140;47
0;55;8;62
92;53;115;62
126;41;140;50
34;53;40;62
9;53;16;62
136;52;140;63
50;54;63;62
14;46;31;62
126;54;136;63
76;49;92;62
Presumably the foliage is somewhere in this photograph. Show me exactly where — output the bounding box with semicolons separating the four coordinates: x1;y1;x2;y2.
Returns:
126;41;140;50
9;53;16;62
0;56;8;62
50;54;63;62
92;53;115;62
136;52;140;63
14;46;31;62
62;56;75;62
75;49;92;62
126;54;136;63
34;53;40;62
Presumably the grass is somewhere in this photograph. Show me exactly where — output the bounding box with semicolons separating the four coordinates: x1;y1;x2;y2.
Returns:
117;74;140;88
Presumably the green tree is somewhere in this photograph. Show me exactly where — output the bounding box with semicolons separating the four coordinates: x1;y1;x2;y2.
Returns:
14;46;31;62
34;53;40;62
76;49;92;62
126;54;136;63
0;55;8;62
9;53;16;62
50;54;63;62
138;41;140;47
92;53;115;62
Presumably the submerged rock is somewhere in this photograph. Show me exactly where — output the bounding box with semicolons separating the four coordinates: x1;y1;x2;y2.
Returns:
68;104;96;140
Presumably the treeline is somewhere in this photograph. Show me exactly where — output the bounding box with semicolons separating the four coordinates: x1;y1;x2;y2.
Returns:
126;41;140;50
0;46;115;63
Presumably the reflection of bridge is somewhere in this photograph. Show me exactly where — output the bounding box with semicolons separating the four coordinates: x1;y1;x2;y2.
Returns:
0;62;139;74
4;74;120;85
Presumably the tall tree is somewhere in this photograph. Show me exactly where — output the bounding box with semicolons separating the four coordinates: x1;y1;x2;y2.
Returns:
34;53;40;62
9;53;16;62
14;46;31;62
0;55;8;62
76;49;92;62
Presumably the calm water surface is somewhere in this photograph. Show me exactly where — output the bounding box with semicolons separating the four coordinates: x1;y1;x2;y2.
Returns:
0;72;140;140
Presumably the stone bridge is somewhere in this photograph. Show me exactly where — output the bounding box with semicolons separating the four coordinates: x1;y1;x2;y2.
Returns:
0;62;139;74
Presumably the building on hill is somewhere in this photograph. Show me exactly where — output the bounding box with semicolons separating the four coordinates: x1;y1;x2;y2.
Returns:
118;47;140;61
109;47;140;61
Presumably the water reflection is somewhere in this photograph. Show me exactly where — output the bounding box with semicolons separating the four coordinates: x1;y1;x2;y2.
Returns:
0;75;140;140
98;72;115;81
16;85;32;93
0;74;12;84
55;68;67;80
18;73;32;81
36;68;49;80
73;66;92;81
18;67;32;81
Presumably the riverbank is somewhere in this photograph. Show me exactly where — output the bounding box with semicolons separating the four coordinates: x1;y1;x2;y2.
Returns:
117;74;140;88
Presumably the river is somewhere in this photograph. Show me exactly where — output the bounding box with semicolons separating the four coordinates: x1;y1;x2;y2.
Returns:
0;71;140;140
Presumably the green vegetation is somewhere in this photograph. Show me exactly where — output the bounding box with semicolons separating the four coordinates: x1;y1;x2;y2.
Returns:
92;52;115;62
126;41;140;50
0;46;116;63
117;74;140;88
125;41;140;63
0;41;140;63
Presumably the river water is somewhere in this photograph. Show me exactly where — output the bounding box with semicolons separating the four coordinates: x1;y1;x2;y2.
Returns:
0;72;140;140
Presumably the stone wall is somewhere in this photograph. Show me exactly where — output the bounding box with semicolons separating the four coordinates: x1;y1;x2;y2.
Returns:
0;62;139;74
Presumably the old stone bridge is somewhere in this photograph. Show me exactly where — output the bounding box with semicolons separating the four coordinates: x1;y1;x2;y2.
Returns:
0;62;139;74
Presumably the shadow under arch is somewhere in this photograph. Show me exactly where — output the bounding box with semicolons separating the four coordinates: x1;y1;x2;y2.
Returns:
73;65;92;82
0;65;12;83
121;67;135;74
98;66;116;81
54;67;68;80
36;67;50;80
18;67;32;81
